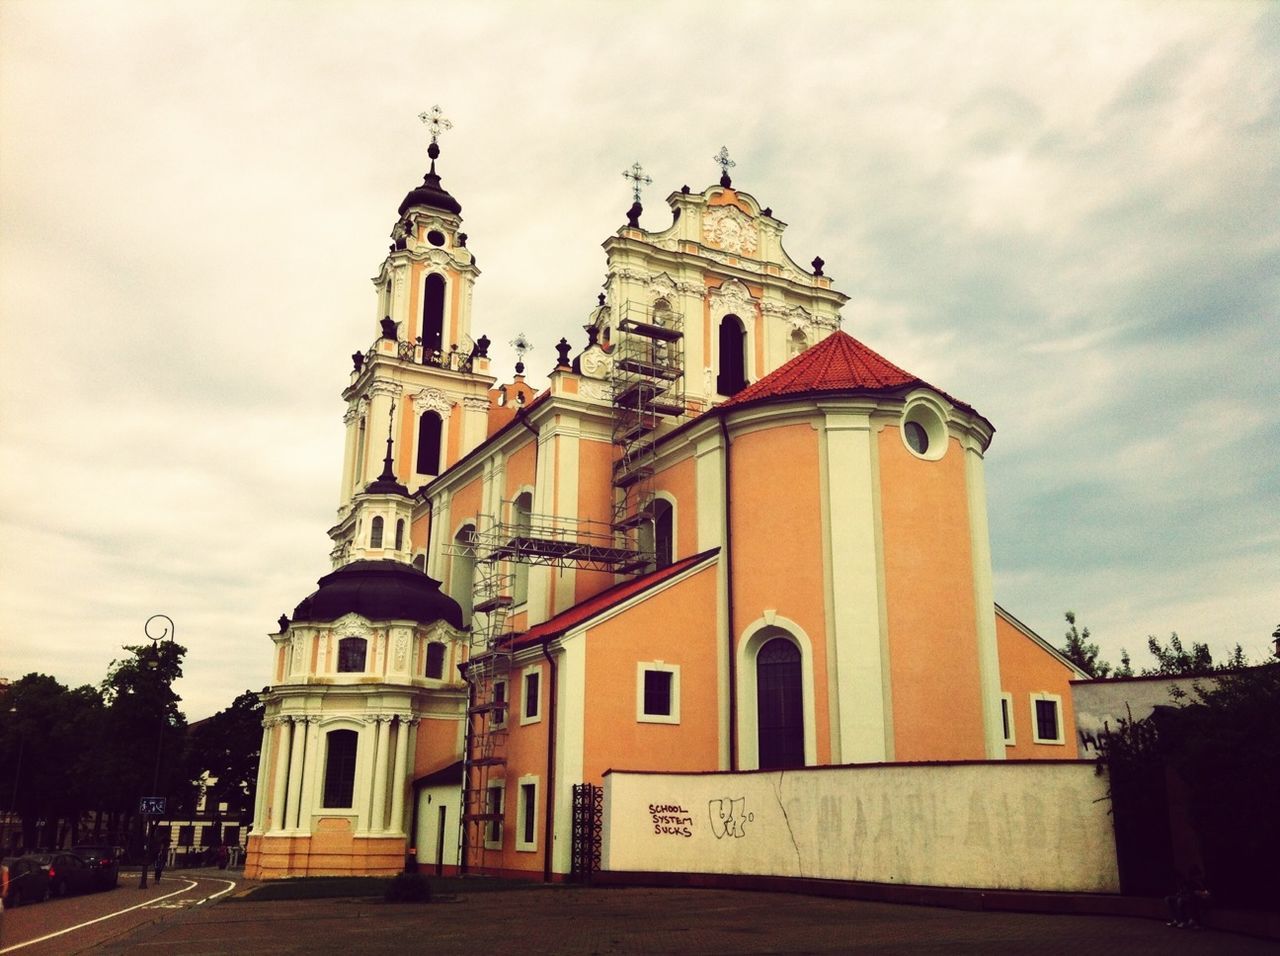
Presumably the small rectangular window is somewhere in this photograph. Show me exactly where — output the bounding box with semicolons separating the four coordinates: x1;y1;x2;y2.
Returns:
644;670;672;716
1031;694;1064;745
485;784;504;848
636;663;681;724
521;668;541;724
1000;692;1015;745
519;781;537;850
492;680;507;728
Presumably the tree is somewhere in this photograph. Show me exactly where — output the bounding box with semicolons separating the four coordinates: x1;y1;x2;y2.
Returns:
1060;611;1112;677
1141;633;1245;678
185;689;264;826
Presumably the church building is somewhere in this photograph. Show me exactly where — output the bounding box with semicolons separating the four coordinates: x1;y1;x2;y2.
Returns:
243;113;1084;881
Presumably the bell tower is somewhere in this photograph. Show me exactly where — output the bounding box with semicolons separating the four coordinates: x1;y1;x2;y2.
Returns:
332;108;495;567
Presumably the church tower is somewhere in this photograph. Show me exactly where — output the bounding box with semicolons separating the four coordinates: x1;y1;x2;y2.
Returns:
331;108;495;568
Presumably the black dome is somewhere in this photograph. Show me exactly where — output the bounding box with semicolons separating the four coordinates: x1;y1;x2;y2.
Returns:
292;560;464;628
398;144;461;217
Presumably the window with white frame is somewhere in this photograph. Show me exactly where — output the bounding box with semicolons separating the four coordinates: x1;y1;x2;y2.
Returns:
484;780;504;848
516;776;539;852
1000;692;1015;746
636;662;680;724
1031;693;1064;744
520;666;542;724
491;679;508;728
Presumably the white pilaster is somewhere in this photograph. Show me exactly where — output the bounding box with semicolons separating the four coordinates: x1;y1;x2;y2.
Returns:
388;716;412;835
296;718;320;832
821;407;889;763
269;719;292;832
251;720;273;831
369;716;392;832
965;435;1006;759
285;716;308;830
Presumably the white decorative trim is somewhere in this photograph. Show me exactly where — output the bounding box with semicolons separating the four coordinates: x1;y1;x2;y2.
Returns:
520;663;543;725
368;381;401;400
901;390;950;462
702;205;758;256
708;278;754;316
579;345;613;380
515;774;540;852
735;615;819;770
412;387;453;419
462;395;491;411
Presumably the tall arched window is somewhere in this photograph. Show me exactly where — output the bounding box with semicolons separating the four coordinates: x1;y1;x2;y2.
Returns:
322;729;358;808
417;411;443;475
452;525;476;622
370;516;384;549
394;519;405;551
337;637;367;673
652;498;674;569
425;642;446;680
717;313;747;395
512;493;532;606
756;638;804;769
353;417;367;489
422;273;446;356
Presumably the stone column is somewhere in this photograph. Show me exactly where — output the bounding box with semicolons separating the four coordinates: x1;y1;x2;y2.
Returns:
369;716;392;833
251;719;273;831
268;719;292;832
285;716;308;830
295;718;320;832
388;716;413;835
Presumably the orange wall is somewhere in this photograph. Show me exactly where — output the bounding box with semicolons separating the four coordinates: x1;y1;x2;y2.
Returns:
504;439;536;501
583;562;721;781
413;714;463;777
574;434;616;603
996;613;1081;759
729;422;832;764
652;454;697;563
879;431;985;760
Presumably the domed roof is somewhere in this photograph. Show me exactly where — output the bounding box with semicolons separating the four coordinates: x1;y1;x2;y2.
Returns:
398;142;462;217
291;560;464;628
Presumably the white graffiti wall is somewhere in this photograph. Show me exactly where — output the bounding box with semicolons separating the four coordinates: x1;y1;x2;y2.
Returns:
601;762;1120;893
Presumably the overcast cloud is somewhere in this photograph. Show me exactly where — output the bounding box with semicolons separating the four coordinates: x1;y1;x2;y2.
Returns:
2;1;1277;719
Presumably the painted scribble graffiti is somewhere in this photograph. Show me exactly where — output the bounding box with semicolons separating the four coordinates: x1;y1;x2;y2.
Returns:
708;797;754;839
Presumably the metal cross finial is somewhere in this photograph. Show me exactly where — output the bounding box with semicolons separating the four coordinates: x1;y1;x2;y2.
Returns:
418;106;452;144
713;146;735;178
622;162;652;204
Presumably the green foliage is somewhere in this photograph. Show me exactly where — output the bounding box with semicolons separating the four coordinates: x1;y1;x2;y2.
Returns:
384;871;432;903
185;690;264;815
1060;611;1112;677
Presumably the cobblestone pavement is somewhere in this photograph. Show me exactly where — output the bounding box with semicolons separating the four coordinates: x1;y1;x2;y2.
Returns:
93;886;1273;955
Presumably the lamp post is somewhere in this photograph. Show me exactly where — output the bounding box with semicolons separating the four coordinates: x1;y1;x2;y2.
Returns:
4;705;21;854
138;614;174;889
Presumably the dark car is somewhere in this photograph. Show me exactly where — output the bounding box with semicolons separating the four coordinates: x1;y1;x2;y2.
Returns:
32;852;97;897
70;844;121;889
2;855;51;907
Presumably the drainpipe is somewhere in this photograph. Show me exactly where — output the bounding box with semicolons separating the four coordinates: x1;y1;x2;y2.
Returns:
541;641;558;883
719;414;737;771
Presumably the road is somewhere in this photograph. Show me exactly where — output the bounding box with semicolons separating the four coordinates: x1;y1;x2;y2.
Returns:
0;869;237;955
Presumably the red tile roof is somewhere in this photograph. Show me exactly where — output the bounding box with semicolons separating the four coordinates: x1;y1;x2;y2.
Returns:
718;329;976;415
511;548;719;649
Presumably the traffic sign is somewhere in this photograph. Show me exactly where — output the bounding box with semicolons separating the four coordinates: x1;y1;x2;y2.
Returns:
140;797;167;815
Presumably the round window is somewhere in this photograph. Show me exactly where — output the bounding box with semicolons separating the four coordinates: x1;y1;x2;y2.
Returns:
904;421;929;455
427;230;446;247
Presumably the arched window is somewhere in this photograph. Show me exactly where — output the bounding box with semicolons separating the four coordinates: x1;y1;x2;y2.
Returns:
756;638;804;769
789;329;807;359
512;493;532;606
394;519;405;551
354;417;367;489
422;273;446;356
322;729;358;808
717;314;747;395
337;637;367;673
452;525;475;622
369;516;384;549
425;642;446;680
652;498;674;569
417;411;443;475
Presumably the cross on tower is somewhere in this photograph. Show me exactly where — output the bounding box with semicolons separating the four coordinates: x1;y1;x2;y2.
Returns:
622;162;652;204
418;105;453;144
713;146;735;187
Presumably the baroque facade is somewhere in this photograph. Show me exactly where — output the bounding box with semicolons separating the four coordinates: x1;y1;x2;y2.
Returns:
243;128;1083;881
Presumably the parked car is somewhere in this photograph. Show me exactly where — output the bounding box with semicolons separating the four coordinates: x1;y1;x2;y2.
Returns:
70;844;121;889
32;853;97;898
1;855;51;907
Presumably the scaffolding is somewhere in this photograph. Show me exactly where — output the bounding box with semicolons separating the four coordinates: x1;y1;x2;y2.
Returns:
450;298;686;872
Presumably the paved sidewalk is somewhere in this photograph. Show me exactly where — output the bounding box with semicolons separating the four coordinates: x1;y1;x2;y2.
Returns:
93;886;1272;954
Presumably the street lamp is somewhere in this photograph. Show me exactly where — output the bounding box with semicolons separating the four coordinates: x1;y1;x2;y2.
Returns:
138;614;174;889
4;705;21;854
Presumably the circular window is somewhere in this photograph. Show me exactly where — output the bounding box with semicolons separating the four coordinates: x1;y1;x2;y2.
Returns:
427;230;446;247
904;421;929;455
901;397;948;461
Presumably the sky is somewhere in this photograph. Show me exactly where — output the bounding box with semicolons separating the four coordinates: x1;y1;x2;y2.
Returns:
1;1;1276;720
